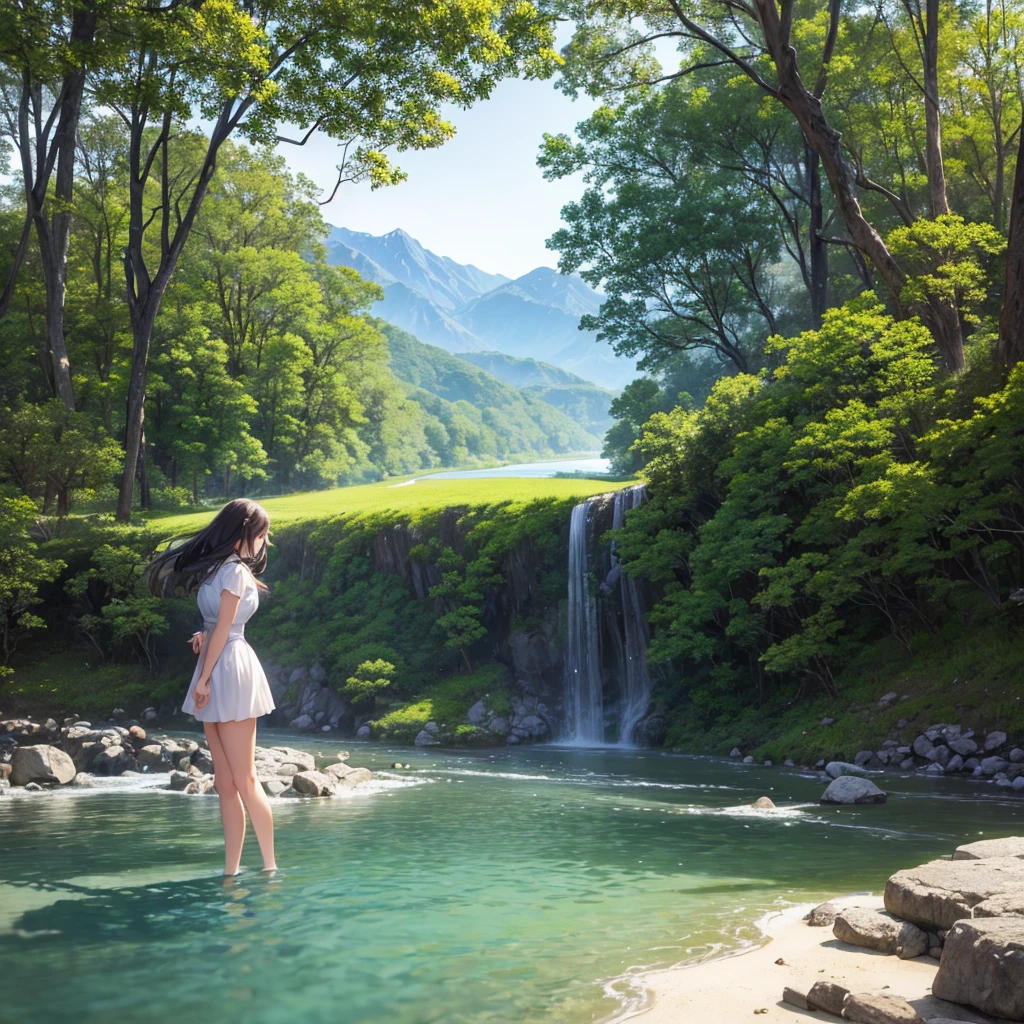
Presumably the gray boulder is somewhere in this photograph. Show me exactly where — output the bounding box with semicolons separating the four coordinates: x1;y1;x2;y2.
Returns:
953;837;1024;861
414;728;440;747
825;761;868;779
806;981;850;1016
260;746;315;772
913;735;935;757
821;776;887;805
291;770;335;796
289;713;314;731
804;901;839;926
854;750;875;767
467;700;487;726
323;762;374;788
877;691;898;708
832;906;928;959
841;992;925;1024
356;724;371;739
884;856;1024;930
729;747;742;758
949;736;978;756
10;744;76;785
137;744;173;772
932;917;1024;1020
984;730;1008;752
946;754;964;773
1010;748;1024;763
91;744;131;775
981;756;1008;776
260;777;287;797
168;770;192;791
488;716;509;735
742;755;754;764
926;744;951;766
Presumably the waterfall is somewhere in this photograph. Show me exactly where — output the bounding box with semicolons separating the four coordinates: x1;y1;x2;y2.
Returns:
612;484;650;746
563;500;604;744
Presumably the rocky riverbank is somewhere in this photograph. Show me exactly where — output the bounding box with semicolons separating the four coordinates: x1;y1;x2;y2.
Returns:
636;837;1024;1023
0;714;376;799
730;715;1024;796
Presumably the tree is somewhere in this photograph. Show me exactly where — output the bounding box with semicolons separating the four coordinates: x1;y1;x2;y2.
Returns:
542;94;785;374
98;0;558;520
0;399;122;513
0;495;64;667
553;0;969;371
0;0;119;408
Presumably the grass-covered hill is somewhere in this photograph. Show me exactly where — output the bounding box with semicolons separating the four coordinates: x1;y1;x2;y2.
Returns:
143;474;629;535
456;350;617;436
4;475;636;725
379;321;603;459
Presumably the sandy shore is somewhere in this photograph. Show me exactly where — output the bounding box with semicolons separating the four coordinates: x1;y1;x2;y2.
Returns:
629;893;1003;1024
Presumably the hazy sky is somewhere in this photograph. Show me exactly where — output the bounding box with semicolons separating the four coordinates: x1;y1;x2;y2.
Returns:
275;76;602;282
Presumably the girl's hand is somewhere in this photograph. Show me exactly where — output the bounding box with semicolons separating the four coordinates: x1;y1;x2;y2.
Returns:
190;631;206;655
194;675;212;710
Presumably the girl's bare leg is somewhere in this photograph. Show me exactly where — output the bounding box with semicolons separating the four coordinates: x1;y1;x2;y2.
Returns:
217;718;277;871
204;721;246;875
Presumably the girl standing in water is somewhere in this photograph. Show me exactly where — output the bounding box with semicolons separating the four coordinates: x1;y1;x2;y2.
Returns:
147;498;278;876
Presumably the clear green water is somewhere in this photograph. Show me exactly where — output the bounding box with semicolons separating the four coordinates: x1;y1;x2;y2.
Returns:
2;729;1022;1024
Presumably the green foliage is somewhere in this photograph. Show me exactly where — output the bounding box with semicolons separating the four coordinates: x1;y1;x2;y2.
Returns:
382;323;602;462
342;659;396;706
618;291;1024;741
65;542;169;670
0;496;65;667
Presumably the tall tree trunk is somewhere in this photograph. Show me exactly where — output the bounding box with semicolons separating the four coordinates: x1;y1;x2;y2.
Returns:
806;142;828;327
114;103;225;521
922;0;950;218
116;309;155;521
997;116;1024;366
751;0;965;370
13;6;98;410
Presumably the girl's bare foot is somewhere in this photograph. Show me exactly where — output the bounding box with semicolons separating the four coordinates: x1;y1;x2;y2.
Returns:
261;864;278;872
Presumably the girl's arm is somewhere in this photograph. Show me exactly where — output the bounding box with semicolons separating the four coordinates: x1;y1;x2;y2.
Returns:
196;588;242;686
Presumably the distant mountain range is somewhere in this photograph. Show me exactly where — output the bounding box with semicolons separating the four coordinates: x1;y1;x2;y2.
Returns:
326;226;636;391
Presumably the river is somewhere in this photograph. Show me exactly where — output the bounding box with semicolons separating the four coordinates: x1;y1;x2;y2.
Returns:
2;731;1022;1023
408;457;611;481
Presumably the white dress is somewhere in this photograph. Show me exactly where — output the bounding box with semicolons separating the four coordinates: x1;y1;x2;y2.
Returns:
181;555;276;722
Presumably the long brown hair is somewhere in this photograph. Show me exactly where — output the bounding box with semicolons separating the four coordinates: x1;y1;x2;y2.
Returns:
146;498;271;597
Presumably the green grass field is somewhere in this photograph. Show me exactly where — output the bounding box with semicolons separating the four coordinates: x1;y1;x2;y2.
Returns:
144;475;637;537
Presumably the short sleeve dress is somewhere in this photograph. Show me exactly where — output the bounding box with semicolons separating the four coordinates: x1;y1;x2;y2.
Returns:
181;555;276;722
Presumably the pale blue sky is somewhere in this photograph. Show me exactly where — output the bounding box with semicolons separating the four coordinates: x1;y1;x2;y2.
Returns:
275;76;602;281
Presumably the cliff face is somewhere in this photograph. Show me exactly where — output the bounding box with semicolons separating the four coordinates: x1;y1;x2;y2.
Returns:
257;491;657;745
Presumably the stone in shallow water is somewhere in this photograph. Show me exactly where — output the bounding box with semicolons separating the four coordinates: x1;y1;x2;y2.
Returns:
820;776;887;804
750;796;775;809
932;917;1024;1020
291;770;335;796
884;855;1024;930
825;761;868;779
11;744;76;785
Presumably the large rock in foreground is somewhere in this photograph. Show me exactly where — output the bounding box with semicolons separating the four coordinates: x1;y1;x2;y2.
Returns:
820;776;887;805
842;991;925;1024
11;744;76;785
291;770;335;797
884;856;1024;930
833;906;928;959
932;917;1024;1020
